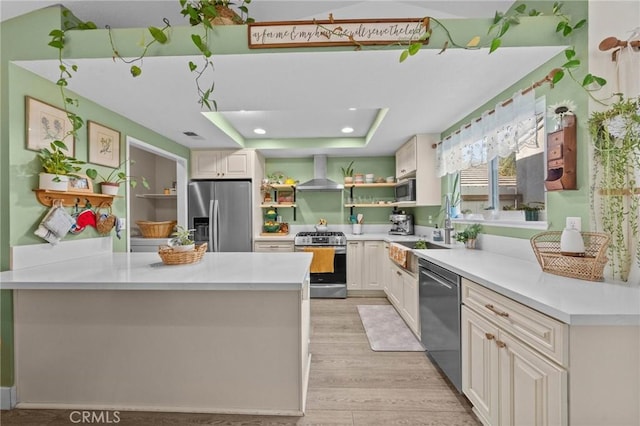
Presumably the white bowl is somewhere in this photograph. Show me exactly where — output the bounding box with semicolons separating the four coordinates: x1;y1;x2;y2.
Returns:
315;225;328;232
386;176;395;183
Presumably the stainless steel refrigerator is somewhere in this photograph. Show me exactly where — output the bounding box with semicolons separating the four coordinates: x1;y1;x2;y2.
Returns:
188;180;253;252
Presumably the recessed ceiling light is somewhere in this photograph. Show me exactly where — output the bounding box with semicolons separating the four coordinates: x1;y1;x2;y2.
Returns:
348;107;357;111
341;127;354;134
253;128;266;135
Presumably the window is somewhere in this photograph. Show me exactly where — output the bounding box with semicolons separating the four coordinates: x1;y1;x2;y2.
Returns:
459;103;546;222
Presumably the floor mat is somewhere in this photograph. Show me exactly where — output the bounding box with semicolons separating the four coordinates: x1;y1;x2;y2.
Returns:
357;305;424;351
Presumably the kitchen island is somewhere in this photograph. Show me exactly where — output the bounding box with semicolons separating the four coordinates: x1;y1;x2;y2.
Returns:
1;247;313;416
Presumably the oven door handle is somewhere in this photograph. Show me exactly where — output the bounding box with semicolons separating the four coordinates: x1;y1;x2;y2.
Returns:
295;246;346;255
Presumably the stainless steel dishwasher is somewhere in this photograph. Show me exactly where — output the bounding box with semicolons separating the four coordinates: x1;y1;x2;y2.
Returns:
418;258;462;393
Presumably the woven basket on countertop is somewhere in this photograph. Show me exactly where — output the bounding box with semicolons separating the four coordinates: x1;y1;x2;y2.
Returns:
158;243;207;265
530;231;610;281
136;220;176;238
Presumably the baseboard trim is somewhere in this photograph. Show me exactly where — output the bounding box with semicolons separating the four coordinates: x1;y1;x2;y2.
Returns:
1;386;17;410
347;290;386;298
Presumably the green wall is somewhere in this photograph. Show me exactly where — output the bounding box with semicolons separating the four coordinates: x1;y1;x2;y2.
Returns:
438;1;590;239
0;7;189;388
266;157;396;225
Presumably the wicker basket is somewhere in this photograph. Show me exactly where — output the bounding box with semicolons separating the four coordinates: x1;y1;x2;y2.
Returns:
158;243;207;265
530;231;610;281
136;220;176;238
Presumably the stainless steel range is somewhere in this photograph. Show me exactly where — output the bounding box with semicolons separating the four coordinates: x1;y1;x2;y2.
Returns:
294;231;347;298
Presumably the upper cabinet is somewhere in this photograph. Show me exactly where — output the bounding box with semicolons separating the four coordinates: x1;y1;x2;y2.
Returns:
191;149;254;179
395;134;441;206
396;136;417;180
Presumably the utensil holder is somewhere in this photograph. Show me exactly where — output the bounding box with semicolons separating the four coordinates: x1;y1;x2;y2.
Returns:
352;224;362;235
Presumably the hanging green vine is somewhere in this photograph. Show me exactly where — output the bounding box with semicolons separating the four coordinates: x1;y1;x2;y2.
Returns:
588;96;640;282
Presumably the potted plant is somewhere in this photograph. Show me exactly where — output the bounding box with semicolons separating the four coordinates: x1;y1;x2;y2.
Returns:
341;160;355;183
588;95;640;281
86;160;149;195
519;202;545;221
169;225;195;252
455;223;482;248
37;140;84;191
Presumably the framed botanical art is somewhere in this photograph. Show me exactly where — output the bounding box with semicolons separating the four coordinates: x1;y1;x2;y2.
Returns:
88;120;120;168
25;96;74;155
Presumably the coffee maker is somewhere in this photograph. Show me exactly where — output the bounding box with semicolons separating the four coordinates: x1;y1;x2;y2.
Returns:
389;212;414;235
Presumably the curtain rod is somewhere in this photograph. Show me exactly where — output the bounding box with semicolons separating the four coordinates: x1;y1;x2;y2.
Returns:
431;68;562;149
598;36;640;61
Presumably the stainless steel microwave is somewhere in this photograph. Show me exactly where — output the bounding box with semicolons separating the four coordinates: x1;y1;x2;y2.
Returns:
395;179;416;202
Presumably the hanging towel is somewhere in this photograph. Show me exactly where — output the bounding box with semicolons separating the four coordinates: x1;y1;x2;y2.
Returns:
303;247;335;273
389;243;409;268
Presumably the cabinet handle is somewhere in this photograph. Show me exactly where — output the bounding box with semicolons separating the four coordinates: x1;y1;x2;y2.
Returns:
495;340;507;349
485;304;509;317
485;333;495;340
396;271;402;276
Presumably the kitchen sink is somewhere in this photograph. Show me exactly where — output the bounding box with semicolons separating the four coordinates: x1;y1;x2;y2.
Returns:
393;241;449;250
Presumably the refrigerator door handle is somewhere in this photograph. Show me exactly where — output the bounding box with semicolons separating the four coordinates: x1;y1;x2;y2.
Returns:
213;199;220;252
208;199;215;251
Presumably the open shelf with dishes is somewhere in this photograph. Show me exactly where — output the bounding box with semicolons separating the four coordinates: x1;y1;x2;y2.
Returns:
343;183;396;216
260;184;297;220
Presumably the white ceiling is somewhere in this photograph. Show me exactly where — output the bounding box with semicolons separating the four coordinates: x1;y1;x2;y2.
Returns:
3;1;565;158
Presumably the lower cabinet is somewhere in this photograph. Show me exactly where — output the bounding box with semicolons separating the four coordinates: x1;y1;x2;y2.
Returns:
347;240;384;291
386;261;419;337
253;241;294;252
461;278;567;426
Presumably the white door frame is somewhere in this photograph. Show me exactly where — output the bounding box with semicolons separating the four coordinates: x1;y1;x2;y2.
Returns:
126;136;188;252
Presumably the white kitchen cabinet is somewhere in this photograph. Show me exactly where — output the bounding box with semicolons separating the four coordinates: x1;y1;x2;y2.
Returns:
362;241;383;290
254;241;294;252
383;242;391;294
461;278;567;426
387;261;419;337
396;135;417;179
346;241;363;290
348;240;385;291
394;134;441;206
191;149;254;179
461;306;500;426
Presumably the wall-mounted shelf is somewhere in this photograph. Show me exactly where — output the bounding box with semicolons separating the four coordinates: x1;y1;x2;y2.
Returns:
136;194;177;199
261;184;297;220
344;183;396;188
345;203;395;208
33;189;117;207
260;203;297;208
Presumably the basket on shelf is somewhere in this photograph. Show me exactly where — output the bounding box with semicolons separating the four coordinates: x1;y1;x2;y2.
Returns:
530;231;610;281
158;243;207;265
136;220;177;238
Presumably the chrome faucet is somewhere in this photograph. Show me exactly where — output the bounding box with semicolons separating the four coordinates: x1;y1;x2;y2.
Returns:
444;194;454;245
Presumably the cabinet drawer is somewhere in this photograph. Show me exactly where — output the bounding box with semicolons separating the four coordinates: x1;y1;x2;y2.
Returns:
254;241;294;252
548;132;563;145
462;278;568;366
548;146;563;160
548;159;564;168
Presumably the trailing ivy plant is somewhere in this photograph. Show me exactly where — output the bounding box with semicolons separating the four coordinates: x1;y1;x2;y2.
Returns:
49;1;253;115
47;9;98;140
396;2;608;102
179;0;254;110
588;96;640;282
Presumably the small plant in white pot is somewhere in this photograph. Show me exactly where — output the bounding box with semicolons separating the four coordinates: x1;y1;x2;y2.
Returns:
37;140;84;191
169;226;195;252
86;160;149;195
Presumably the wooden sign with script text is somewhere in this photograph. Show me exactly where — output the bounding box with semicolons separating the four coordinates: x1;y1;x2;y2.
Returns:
248;18;430;49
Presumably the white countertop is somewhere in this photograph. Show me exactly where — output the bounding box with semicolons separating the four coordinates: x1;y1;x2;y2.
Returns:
0;252;312;291
415;248;640;326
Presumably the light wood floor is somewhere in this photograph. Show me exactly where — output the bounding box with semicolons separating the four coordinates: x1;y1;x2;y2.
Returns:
0;297;479;425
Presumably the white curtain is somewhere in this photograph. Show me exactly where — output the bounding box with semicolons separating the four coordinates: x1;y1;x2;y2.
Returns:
436;89;537;177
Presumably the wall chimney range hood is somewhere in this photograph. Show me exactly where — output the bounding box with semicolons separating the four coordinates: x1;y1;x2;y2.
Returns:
297;155;344;191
